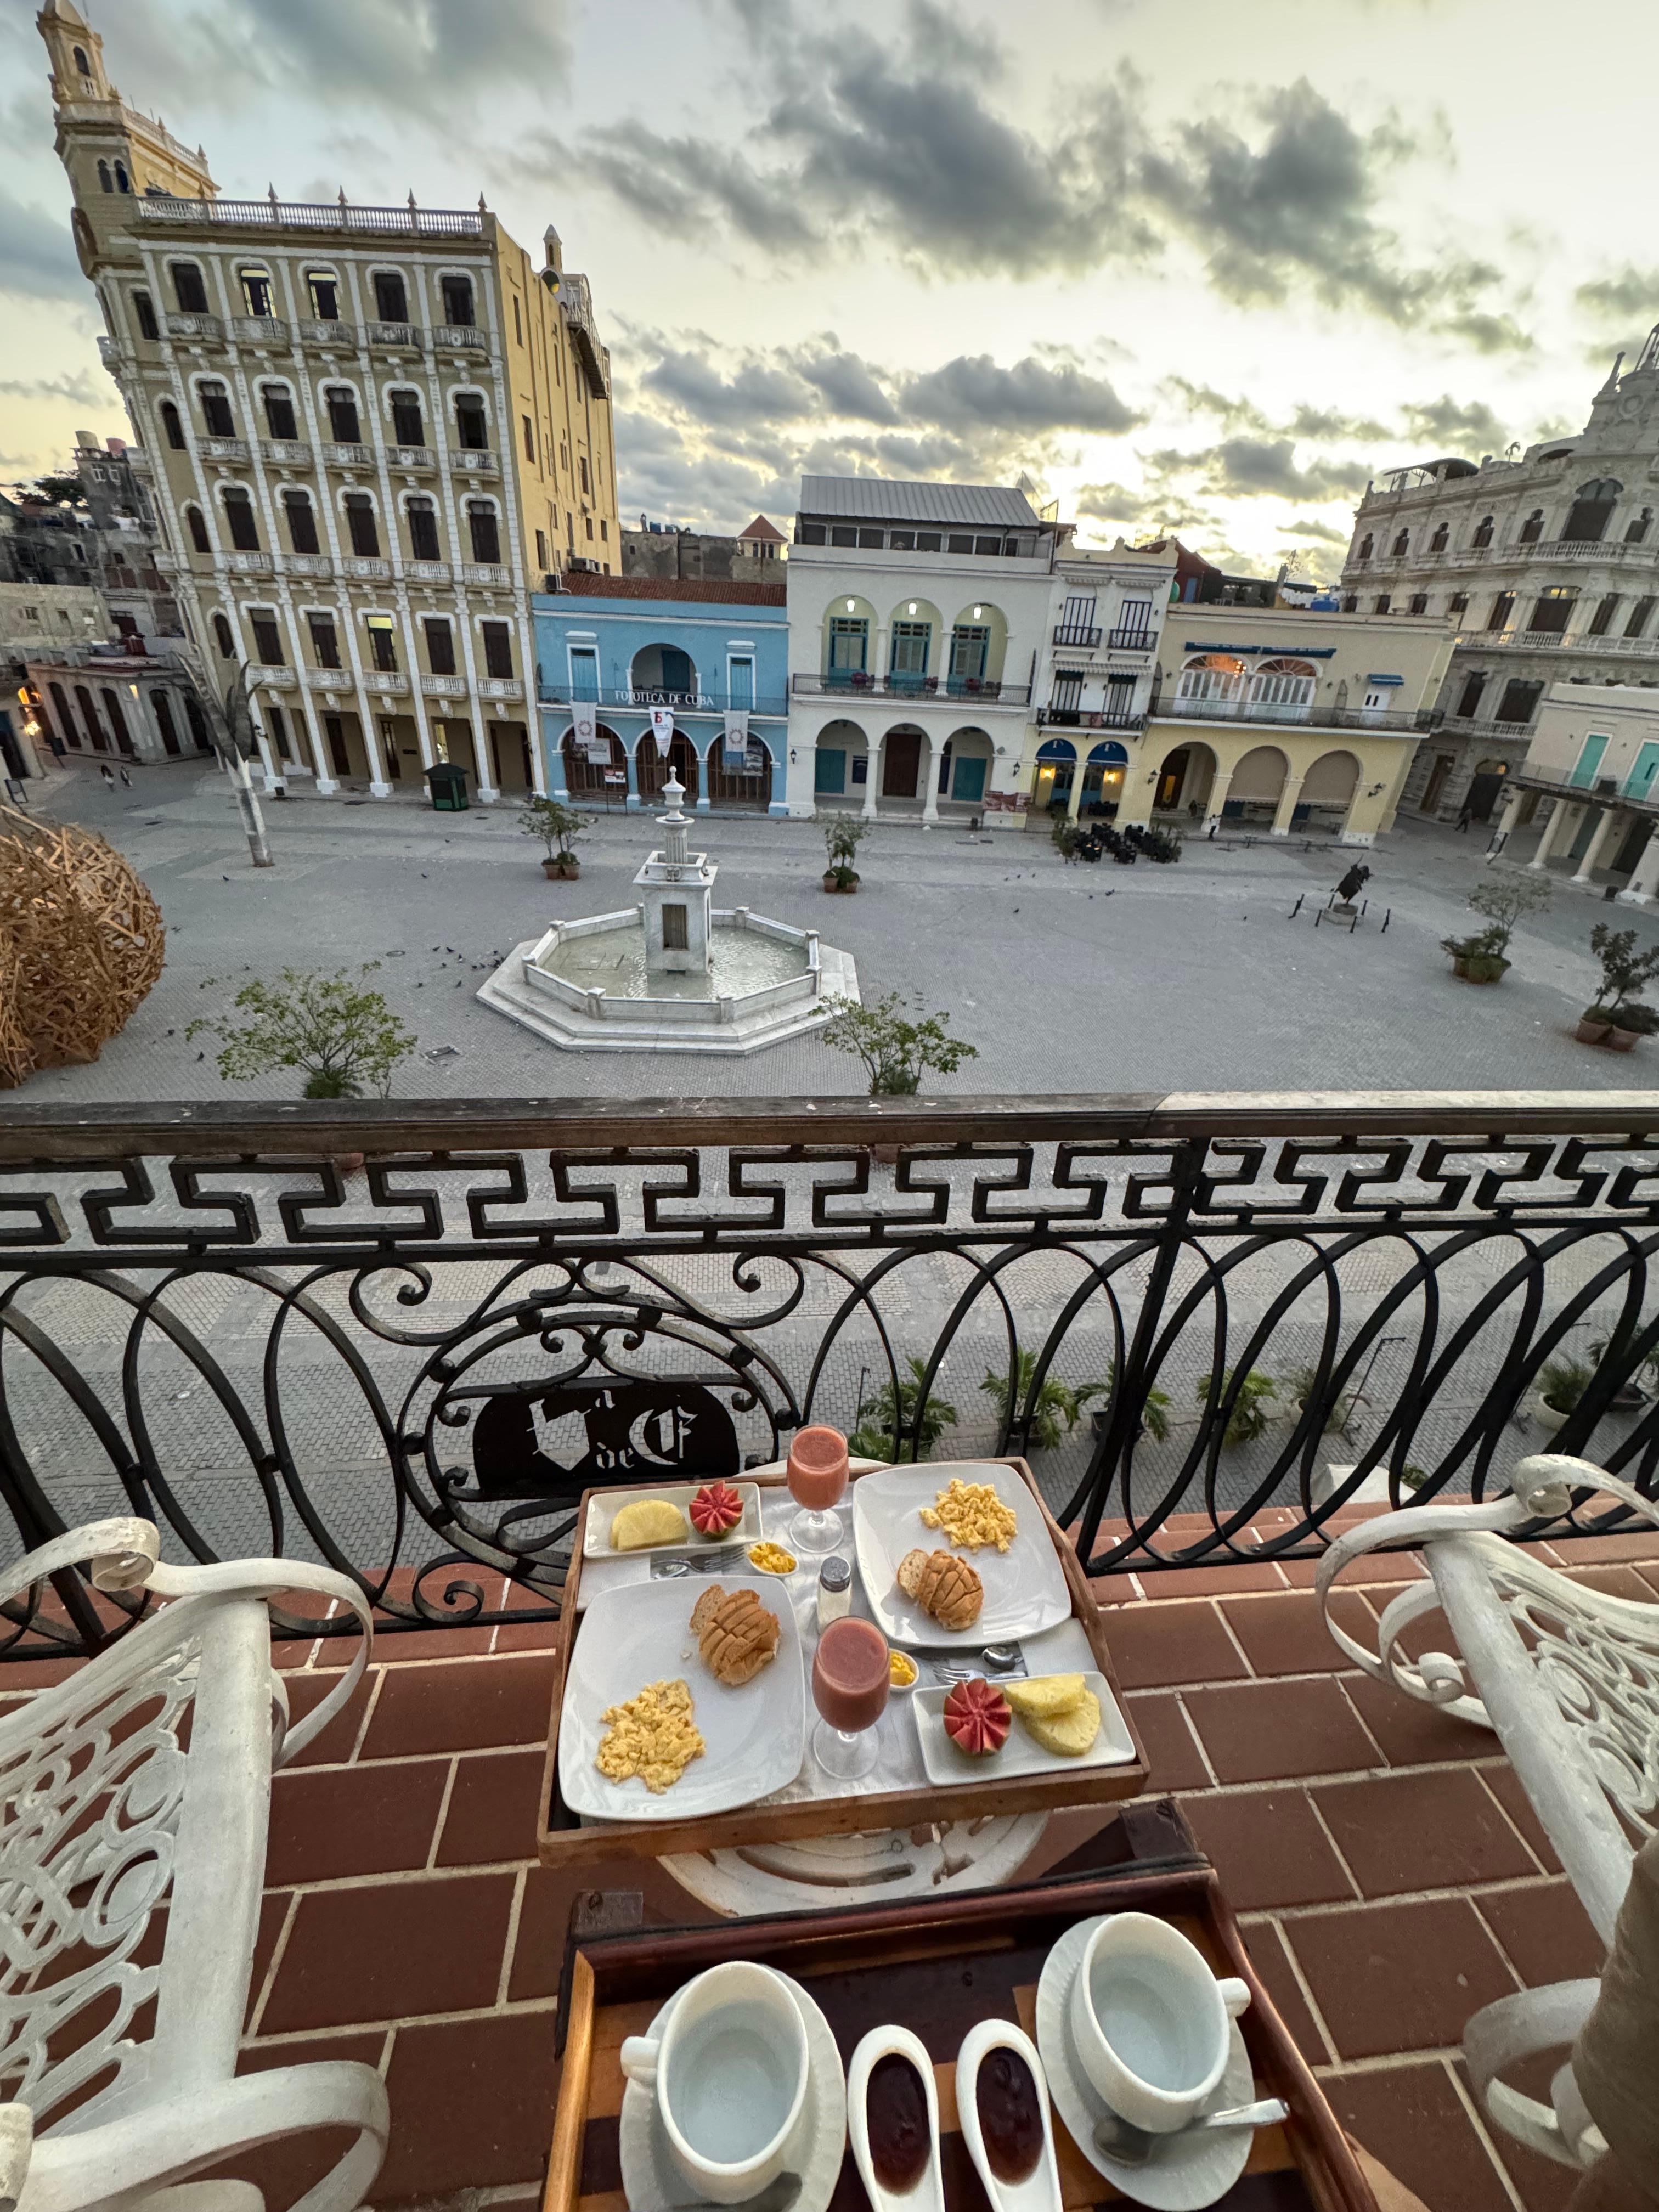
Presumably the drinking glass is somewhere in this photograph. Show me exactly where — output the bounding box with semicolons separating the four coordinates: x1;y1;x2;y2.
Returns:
811;1615;891;1782
787;1425;849;1555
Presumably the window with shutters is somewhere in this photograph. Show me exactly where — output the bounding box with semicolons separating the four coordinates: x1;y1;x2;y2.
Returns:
1391;529;1409;556
114;162;129;193
390;390;424;445
1627;596;1657;640
424;617;456;675
325;387;360;443
522;415;535;463
307;613;341;669
1373;595;1391;614
171;263;208;313
889;622;931;678
1448;591;1469;616
513;295;523;346
262;385;297;441
1519;509;1544;544
1472;515;1494;548
455;394;488;449
344;494;379;558
223;488;258;551
1486;591;1515;631
365;616;397;673
1341;594;1358;612
1048;672;1084;721
1430;522;1449;551
239;267;273;319
306;272;340;320
1455;673;1487;720
371;271;408;323
1494;679;1543;726
441;274;475;326
97;160;111;192
482;622;514;678
250;610;283;664
185;504;210;553
467;502;501;564
407;499;439;561
160;400;185;450
1588;594;1621;636
579;455;590;495
212;612;235;657
828;617;867;673
1563;478;1622;544
281;490;319;555
133;291;157;341
199;380;234;437
1529;586;1575;634
268;706;291;760
1408;593;1429;615
1355;535;1373;562
535;528;548;568
1627;508;1653;544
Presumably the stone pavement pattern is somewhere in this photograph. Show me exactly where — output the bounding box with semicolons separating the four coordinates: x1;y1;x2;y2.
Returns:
4;1522;1633;2212
19;760;1659;1099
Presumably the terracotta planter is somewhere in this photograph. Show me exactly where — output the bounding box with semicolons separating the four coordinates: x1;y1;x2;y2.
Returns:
543;857;579;879
823;871;859;893
1610;1026;1643;1051
1451;953;1509;985
1576;1018;1616;1046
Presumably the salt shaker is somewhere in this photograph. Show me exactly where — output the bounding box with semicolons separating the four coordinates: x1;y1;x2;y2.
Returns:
816;1553;853;1632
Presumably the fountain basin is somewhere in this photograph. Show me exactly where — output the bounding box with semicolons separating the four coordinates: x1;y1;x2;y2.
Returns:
478;904;860;1054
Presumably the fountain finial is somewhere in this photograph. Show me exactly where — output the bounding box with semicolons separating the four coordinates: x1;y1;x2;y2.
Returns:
658;772;692;869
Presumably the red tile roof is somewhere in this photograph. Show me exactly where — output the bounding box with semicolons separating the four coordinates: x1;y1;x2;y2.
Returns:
556;572;786;606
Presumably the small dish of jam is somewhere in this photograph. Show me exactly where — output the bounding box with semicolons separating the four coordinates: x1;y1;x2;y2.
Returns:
955;2020;1059;2212
849;2024;943;2212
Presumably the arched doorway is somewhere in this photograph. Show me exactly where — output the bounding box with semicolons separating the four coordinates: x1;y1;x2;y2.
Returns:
630;644;699;705
707;733;772;809
1081;738;1129;816
1155;741;1215;816
561;722;628;805
939;725;993;806
1300;749;1361;829
1465;755;1509;823
1228;745;1289;823
1031;736;1076;814
877;723;926;803
1176;653;1245;715
636;726;700;804
1245;658;1317;721
812;718;868;803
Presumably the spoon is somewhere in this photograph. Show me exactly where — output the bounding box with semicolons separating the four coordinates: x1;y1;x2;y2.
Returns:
847;2024;944;2212
956;2020;1063;2212
1092;2096;1288;2167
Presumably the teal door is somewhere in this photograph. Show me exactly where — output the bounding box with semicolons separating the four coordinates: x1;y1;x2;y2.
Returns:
1627;742;1659;800
1570;733;1609;787
814;747;846;794
952;754;987;803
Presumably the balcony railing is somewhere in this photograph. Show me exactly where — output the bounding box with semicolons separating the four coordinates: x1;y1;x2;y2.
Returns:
1454;626;1659;657
261;439;313;467
164;312;224;343
363;321;422;351
536;680;788;716
387;445;436;471
432;324;489;353
295;318;358;347
1164;695;1438;733
198;436;250;461
450;449;499;476
319;441;375;469
137;196;486;237
791;672;1031;706
229;316;289;347
1053;623;1102;648
1107;627;1156;651
1517;769;1659;816
1036;707;1147;732
2;1093;1656;1656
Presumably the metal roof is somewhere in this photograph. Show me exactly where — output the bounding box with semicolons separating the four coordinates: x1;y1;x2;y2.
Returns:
798;476;1040;529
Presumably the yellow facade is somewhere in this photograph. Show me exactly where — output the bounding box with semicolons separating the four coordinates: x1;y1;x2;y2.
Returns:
39;0;619;800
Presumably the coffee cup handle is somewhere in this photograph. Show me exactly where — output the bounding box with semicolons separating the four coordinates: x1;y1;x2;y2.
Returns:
1217;1977;1252;2020
619;2035;661;2088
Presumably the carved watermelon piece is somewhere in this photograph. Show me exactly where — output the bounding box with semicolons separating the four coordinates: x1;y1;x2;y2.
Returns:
689;1481;744;1537
943;1675;1012;1756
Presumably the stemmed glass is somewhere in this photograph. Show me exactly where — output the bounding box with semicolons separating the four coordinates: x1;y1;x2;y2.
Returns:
787;1425;849;1556
811;1616;891;1782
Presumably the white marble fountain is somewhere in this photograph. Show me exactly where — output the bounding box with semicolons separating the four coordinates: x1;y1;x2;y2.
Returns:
478;775;859;1053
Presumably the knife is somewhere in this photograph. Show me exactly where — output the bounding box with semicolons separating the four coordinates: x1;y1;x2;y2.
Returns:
662;2172;802;2212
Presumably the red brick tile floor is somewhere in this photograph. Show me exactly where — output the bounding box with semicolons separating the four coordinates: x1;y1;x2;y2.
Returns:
2;1531;1644;2212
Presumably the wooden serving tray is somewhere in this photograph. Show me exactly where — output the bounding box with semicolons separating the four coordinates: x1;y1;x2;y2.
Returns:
537;1458;1146;1869
544;1805;1378;2212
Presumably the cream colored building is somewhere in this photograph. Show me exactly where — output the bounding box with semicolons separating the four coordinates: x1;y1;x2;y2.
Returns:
1124;604;1453;845
1492;683;1659;903
39;0;619;802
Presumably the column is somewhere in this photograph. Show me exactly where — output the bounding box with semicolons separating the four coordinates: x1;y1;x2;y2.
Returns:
468;715;496;805
252;723;280;792
922;731;940;826
359;707;392;800
1529;799;1581;871
624;729;642;810
544;710;569;799
1270;773;1306;838
1484;784;1524;861
1065;753;1085;823
862;735;879;819
694;730;712;812
302;708;337;795
768;735;790;817
1618;826;1659;905
1116;753;1155;831
1572;806;1621;885
1204;768;1233;833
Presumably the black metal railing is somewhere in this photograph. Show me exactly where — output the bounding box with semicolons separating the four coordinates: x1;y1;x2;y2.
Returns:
535;681;788;717
791;673;1031;706
1053;624;1102;648
4;1094;1659;1656
1107;628;1156;651
1036;708;1147;732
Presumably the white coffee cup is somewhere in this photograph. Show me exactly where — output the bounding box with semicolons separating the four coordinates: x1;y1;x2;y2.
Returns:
1068;1913;1251;2136
620;1961;810;2204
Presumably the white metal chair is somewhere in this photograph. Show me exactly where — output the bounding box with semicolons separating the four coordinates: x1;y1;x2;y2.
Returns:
1318;1455;1659;2173
0;1519;389;2212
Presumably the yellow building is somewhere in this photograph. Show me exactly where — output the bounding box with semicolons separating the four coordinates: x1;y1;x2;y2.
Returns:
1030;601;1452;847
39;0;620;800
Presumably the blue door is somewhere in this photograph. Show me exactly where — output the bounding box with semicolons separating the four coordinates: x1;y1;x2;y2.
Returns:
1570;733;1609;787
815;747;847;794
952;754;986;803
1627;742;1659;801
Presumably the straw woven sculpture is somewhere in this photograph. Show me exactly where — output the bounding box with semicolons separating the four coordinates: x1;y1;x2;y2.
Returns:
0;806;165;1085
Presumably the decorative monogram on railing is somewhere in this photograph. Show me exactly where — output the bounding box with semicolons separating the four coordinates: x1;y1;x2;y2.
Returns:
4;1099;1659;1655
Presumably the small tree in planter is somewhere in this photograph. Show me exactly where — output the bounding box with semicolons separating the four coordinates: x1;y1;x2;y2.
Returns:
1534;1352;1597;1434
981;1350;1091;1453
187;962;416;1099
1195;1365;1278;1447
520;795;590;879
820;991;978;1095
1441;873;1551;984
851;1355;957;1462
823;813;867;892
1578;924;1659;1045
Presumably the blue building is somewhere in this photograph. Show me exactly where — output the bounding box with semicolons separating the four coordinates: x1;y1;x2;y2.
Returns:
532;574;789;815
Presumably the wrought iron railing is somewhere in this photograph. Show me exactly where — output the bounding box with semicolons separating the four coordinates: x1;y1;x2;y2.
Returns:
5;1094;1659;1658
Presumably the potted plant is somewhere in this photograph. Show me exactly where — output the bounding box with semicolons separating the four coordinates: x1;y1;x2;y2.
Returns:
520;794;590;879
820;990;977;1096
823;813;867;892
1195;1365;1278;1447
850;1355;957;1463
1286;1364;1358;1439
1441;873;1551;985
1577;924;1659;1045
1085;1364;1172;1443
1534;1353;1596;1435
1610;1001;1659;1051
980;1350;1090;1453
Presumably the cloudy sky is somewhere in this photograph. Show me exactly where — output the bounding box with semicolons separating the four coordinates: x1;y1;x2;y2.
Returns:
2;0;1657;576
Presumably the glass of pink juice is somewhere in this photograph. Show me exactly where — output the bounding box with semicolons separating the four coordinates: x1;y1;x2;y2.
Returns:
811;1615;890;1781
787;1425;849;1555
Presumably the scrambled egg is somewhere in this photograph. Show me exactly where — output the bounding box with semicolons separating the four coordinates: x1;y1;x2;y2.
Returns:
889;1649;918;1687
595;1677;706;1793
919;1477;1019;1553
747;1541;798;1575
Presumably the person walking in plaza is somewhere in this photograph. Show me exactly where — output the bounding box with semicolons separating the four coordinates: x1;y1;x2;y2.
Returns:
1455;795;1474;832
98;763;115;789
118;764;132;788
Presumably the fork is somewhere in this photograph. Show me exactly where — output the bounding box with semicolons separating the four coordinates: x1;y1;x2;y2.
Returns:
932;1642;1027;1684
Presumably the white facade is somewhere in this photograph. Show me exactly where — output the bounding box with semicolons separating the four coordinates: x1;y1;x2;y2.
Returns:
783;477;1058;824
1026;540;1178;822
1493;681;1659;902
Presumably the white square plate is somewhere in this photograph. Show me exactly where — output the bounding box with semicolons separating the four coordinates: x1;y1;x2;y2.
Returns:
852;1462;1073;1647
558;1577;805;1822
581;1480;763;1560
911;1671;1137;1786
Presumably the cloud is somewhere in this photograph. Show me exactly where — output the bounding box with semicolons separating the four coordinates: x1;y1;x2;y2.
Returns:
1398;394;1506;451
641;353;817;427
0;370;104;407
902;354;1138;434
1151;436;1370;502
1278;516;1346;544
796;347;901;425
0;185;84;303
1074;481;1212;535
1576;266;1659;327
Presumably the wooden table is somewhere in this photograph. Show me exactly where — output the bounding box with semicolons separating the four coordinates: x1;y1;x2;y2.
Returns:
545;1803;1378;2212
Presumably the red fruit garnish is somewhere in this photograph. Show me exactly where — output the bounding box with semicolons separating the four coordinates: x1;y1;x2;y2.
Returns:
689;1481;743;1537
942;1675;1011;1756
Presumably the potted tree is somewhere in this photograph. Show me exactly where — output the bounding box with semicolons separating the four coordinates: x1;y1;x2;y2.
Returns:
1533;1353;1597;1435
1195;1365;1278;1447
820;990;977;1096
1085;1363;1172;1443
980;1350;1090;1453
1441;873;1551;985
850;1355;957;1463
520;795;590;879
823;812;867;893
1576;924;1659;1046
1286;1364;1358;1439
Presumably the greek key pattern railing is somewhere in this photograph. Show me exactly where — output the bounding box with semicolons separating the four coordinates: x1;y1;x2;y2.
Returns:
3;1094;1659;1659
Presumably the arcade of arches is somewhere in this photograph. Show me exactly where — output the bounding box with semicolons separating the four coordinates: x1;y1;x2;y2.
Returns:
555;723;777;811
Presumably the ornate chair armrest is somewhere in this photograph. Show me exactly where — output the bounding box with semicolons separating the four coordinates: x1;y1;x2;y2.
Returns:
0;1518;161;1616
1464;1982;1606;2171
0;2100;31;2212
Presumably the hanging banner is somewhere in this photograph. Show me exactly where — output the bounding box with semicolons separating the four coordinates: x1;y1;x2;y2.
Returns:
650;706;675;758
570;701;597;750
722;709;750;766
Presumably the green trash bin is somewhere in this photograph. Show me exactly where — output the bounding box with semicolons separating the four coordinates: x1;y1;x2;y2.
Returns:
426;761;469;811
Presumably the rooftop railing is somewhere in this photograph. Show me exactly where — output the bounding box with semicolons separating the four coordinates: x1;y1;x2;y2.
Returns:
791;672;1031;705
136;196;487;236
4;1093;1658;1656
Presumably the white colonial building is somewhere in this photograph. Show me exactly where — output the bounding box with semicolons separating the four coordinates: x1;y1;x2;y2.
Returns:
784;477;1059;823
1491;681;1659;903
1022;539;1177;824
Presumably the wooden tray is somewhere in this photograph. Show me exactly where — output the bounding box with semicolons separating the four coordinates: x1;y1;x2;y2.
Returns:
537;1458;1147;1869
544;1805;1378;2212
